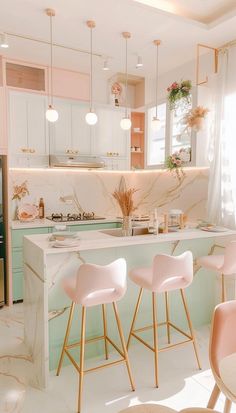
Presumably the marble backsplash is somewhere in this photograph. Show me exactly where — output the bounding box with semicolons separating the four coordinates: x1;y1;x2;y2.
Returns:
9;167;209;221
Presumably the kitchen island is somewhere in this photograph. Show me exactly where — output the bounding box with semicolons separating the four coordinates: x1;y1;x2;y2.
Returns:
23;227;236;389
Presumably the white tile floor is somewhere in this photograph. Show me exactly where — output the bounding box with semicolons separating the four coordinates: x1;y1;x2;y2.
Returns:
0;303;235;413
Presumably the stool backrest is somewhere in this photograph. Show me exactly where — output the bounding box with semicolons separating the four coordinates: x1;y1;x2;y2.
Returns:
209;300;236;378
222;241;236;275
152;251;193;292
75;258;127;305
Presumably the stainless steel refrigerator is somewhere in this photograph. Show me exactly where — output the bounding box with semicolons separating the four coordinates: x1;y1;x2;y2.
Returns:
0;156;5;307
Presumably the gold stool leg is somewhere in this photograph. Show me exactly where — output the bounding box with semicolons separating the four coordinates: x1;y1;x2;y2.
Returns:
102;304;109;360
221;273;226;302
224;398;232;413
57;302;75;376
112;302;135;391
127;288;143;349
78;306;86;413
152;292;159;387
165;291;171;344
180;289;201;370
207;383;220;409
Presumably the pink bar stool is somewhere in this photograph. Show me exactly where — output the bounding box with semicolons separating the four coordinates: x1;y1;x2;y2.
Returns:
197;241;236;302
207;300;236;413
127;251;201;387
57;258;135;413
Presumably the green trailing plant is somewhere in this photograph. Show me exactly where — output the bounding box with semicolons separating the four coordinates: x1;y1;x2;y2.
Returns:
167;80;192;110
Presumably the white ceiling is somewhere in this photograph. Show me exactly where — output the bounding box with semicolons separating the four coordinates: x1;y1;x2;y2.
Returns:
0;0;236;79
133;0;236;25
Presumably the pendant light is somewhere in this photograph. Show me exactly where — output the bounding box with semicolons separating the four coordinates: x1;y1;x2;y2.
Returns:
85;20;98;126
120;32;132;131
152;40;161;132
0;33;9;48
136;55;143;68
45;8;58;123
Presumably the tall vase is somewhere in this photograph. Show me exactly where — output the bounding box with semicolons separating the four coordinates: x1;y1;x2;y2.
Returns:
13;198;20;220
122;216;132;237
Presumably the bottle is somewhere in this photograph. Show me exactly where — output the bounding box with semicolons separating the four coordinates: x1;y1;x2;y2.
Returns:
39;198;45;219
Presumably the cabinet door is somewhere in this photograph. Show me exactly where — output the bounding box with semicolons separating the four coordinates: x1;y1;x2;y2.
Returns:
92;107;113;156
27;94;48;155
111;110;129;157
50;99;72;154
9;92;28;154
71;103;91;154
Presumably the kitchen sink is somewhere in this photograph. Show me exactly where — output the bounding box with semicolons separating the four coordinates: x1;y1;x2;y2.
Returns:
100;226;150;237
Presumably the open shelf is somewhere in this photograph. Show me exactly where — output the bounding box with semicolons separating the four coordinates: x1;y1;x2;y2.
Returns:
131;112;145;169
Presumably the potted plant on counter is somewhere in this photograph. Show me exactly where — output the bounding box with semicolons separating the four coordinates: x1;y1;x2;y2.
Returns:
112;187;138;236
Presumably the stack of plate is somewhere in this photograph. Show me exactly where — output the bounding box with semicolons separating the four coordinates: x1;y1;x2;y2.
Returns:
49;231;80;248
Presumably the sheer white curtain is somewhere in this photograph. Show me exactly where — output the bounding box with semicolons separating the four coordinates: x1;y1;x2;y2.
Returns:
207;46;236;228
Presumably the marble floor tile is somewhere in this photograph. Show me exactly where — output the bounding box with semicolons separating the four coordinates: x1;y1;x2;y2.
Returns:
0;303;235;413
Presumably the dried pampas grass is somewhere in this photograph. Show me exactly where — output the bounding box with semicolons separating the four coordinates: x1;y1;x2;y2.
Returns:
112;188;138;217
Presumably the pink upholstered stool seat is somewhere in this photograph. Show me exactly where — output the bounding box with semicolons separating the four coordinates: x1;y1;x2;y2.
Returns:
127;251;201;388
207;300;236;413
197;255;224;272
130;251;194;293
197;241;236;302
62;260;126;307
57;258;135;413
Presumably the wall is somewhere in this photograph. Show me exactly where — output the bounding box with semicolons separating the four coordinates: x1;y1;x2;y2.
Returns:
10;167;209;221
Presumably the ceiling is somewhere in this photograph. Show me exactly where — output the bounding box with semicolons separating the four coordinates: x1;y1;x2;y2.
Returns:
0;0;236;79
133;0;236;25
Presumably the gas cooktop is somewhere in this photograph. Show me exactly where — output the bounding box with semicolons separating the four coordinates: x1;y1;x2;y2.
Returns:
46;213;105;222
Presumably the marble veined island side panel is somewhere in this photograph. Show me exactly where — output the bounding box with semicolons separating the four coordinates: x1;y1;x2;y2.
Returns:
23;228;236;390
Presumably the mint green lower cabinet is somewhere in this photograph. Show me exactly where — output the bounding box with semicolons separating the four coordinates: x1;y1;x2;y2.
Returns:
11;227;50;302
11;222;121;302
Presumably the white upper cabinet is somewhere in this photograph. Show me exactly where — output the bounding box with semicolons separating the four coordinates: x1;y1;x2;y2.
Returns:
9;91;49;167
50;98;72;154
71;103;91;154
92;106;129;158
50;99;91;155
8;91;130;169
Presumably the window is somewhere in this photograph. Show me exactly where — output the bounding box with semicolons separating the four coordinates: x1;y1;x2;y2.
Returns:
146;97;192;168
147;102;167;166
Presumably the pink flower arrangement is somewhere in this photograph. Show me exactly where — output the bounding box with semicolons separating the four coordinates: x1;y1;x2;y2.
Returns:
166;148;191;181
12;181;29;201
167;80;192;110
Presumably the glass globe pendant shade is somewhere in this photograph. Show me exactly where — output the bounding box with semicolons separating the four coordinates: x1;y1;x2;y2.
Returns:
152;116;161;131
46;105;59;122
120;117;132;131
85;111;98;125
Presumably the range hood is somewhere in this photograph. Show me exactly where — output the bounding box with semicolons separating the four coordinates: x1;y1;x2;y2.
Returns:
50;155;105;169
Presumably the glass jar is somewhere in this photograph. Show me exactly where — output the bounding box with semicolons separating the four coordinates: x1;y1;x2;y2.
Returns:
122;216;132;236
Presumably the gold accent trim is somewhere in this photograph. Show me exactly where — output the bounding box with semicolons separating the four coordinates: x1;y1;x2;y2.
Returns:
45;8;56;17
122;32;131;39
128;288;201;387
196;43;218;86
57;302;135;413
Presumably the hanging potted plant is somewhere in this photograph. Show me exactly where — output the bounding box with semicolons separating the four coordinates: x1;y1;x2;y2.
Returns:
182;105;209;132
165;147;191;182
167;80;192;110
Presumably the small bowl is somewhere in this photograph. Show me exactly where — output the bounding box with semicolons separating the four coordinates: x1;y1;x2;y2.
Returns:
17;204;38;222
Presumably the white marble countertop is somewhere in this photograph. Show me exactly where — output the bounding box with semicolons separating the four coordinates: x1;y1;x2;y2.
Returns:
11;217;121;230
24;227;236;255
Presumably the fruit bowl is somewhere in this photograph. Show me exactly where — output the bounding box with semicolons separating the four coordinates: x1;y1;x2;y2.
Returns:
17;204;39;222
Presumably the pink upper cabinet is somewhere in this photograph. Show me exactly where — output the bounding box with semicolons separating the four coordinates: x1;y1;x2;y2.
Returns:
52;68;90;101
